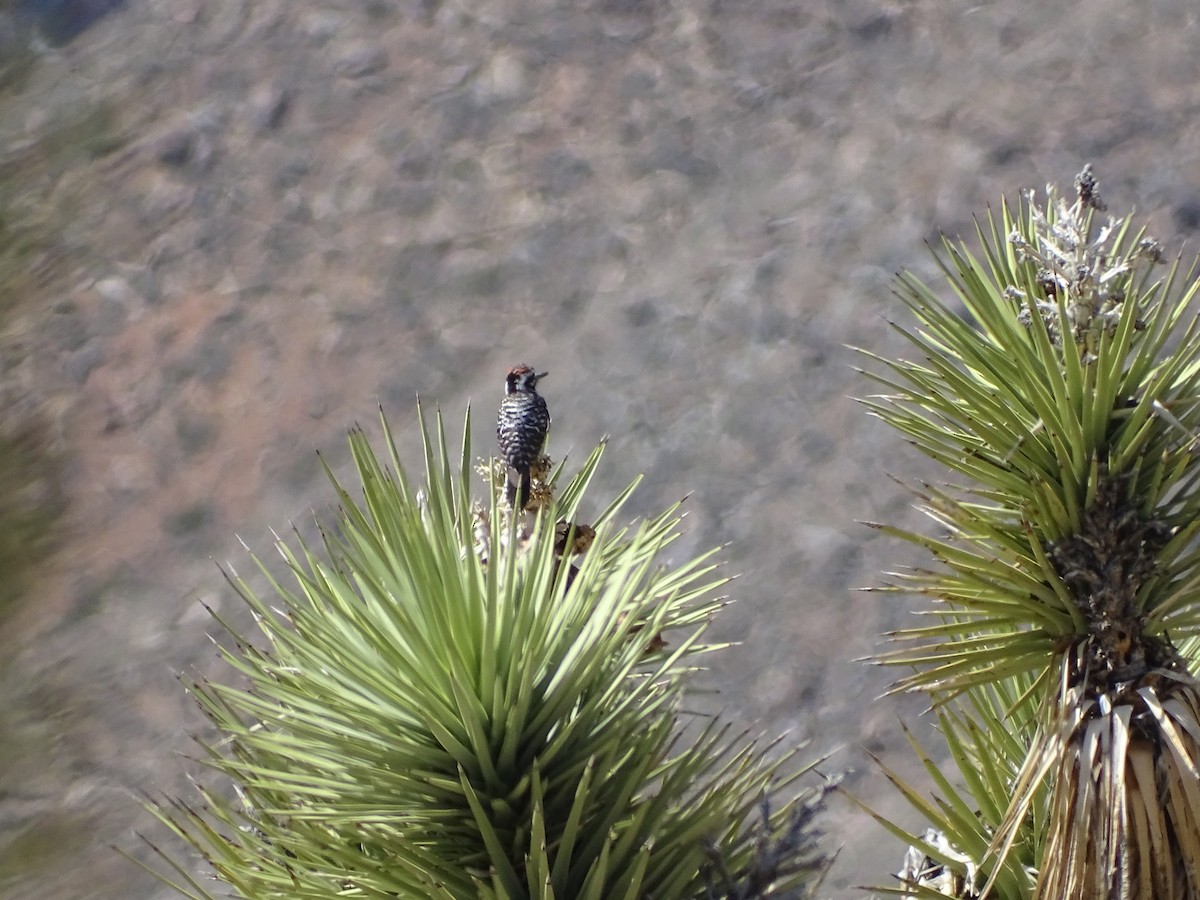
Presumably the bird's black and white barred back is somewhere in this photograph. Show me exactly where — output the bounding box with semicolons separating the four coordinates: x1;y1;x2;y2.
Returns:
496;365;550;508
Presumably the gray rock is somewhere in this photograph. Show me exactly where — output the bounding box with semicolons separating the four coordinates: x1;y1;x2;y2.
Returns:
636;144;719;185
598;0;656;40
300;11;346;44
126;268;161;306
65;344;103;384
246;85;291;130
1174;195;1200;232
153;128;196;167
437;93;497;143
162;502;215;539
623;298;660;328
93;293;129;335
175;413;217;455
334;42;388;78
381;183;437;216
48;303;89;352
168;325;233;387
389;140;434;179
272;157;310;191
536;151;593;196
152;126;215;172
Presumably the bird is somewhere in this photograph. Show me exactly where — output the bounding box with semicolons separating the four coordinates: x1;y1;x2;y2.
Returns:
496;364;550;509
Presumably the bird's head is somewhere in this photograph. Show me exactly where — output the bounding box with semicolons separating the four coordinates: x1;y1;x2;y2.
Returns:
505;365;547;394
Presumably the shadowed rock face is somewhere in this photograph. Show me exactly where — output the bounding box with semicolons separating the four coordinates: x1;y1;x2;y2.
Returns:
17;0;126;45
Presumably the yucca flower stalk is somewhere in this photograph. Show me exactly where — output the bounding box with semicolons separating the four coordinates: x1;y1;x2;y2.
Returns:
858;167;1200;899
138;405;831;899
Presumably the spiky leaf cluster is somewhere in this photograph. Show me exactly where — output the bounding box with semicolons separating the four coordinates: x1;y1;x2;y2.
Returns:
858;170;1200;898
141;407;829;899
861;172;1200;696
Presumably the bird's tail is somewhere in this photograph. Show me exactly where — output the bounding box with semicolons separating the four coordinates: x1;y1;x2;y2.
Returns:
505;469;530;509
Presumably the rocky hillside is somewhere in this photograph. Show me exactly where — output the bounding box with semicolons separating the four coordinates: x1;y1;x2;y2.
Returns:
1;1;1198;897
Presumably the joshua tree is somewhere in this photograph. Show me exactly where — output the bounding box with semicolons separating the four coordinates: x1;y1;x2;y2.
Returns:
139;406;831;899
861;167;1200;899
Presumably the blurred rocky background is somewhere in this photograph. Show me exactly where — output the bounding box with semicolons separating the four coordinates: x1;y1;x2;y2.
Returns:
1;1;1198;897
